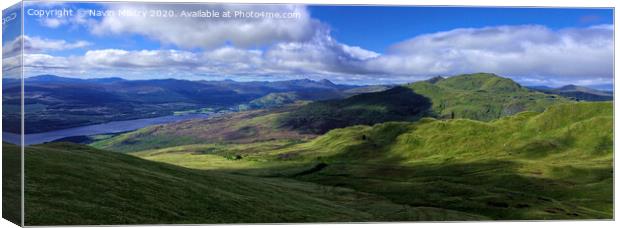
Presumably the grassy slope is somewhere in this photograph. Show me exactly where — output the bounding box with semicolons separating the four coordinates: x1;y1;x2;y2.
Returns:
343;85;393;97
91;106;315;153
16;142;486;225
136;102;613;220
245;92;300;109
406;73;565;120
278;86;433;134
2;142;21;225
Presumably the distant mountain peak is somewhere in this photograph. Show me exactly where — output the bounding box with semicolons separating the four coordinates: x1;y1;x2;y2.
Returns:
557;84;581;91
27;75;126;83
438;73;523;92
26;75;87;83
555;84;609;94
472;72;499;77
527;83;612;101
318;79;336;86
426;76;445;84
29;74;68;80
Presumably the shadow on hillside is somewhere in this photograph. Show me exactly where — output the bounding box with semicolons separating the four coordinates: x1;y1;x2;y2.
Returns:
19;141;613;223
2;142;22;225
204;114;613;220
277;86;434;134
221;151;612;221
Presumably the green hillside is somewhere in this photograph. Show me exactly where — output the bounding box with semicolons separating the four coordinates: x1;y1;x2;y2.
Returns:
2;142;21;225
279;73;567;134
135;102;613;220
343;85;393;97
91;106;316;153
241;92;301;110
16;142;486;225
407;73;567;120
278;86;432;134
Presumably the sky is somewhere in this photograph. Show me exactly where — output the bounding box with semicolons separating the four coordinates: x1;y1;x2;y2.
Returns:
2;2;614;87
2;2;22;79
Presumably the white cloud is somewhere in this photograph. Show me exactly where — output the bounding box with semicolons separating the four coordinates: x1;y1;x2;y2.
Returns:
261;34;378;76
2;55;22;79
24;53;74;69
40;18;66;28
2;36;23;58
83;49;200;68
21;48;255;79
3;35;92;57
19;27;382;81
89;3;319;49
24;36;91;52
21;24;613;86
366;24;613;85
2;35;89;77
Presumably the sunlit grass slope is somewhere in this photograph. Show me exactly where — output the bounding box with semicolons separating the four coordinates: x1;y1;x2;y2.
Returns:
15;142;487;225
406;73;567;120
136;102;613;220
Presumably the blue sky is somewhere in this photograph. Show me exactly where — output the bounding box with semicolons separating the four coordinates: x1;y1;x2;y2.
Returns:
23;3;163;55
1;2;22;79
4;2;613;87
309;6;613;53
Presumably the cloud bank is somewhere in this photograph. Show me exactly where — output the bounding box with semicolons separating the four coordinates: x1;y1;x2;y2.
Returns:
19;3;614;86
89;3;319;49
366;24;613;85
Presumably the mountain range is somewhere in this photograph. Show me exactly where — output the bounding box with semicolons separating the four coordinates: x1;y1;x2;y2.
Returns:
527;84;613;101
3;75;366;134
3;74;611;134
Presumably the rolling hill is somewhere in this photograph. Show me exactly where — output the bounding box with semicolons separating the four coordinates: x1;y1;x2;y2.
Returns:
278;73;568;134
12;142;486;225
240;92;301;110
405;73;567;119
90;105;317;153
278;86;433;134
342;85;393;97
134;102;613;220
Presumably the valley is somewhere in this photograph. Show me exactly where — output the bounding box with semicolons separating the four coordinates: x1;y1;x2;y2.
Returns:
2;75;365;134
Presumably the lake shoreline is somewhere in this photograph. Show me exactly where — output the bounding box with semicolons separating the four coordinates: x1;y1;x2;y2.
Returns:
2;113;214;146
